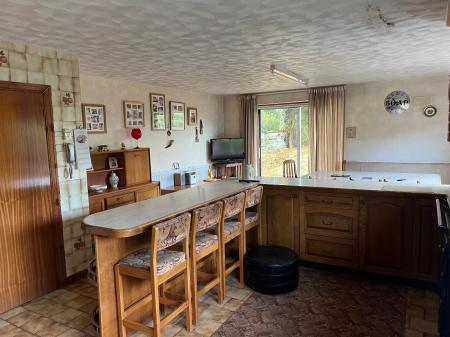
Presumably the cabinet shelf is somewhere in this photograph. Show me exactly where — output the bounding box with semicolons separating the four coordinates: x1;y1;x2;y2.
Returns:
87;167;124;174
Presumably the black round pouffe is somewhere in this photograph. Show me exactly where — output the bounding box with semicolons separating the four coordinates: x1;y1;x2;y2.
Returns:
244;245;299;294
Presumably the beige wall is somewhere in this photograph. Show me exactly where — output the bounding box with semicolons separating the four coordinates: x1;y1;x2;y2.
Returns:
345;75;450;164
81;75;224;172
0;40;91;277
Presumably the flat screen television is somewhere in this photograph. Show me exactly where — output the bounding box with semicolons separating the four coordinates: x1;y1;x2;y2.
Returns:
210;138;245;162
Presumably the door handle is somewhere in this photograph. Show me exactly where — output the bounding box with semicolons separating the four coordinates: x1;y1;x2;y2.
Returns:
322;220;334;226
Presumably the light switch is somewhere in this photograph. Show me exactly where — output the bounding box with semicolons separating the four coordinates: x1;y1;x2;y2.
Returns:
346;127;356;138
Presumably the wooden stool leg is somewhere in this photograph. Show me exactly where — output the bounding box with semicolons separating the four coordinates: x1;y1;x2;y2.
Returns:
184;266;193;332
220;240;227;302
238;234;245;284
190;256;198;325
152;279;161;337
114;266;127;337
257;221;263;245
160;283;166;316
217;249;224;305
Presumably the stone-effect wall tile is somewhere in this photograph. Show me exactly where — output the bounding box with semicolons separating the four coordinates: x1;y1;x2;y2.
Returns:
10;69;27;82
59;76;73;92
72;61;79;77
0;67;10;81
0;49;9;67
9;51;27;70
44;73;59;91
58;60;73;76
26;54;43;72
27;71;44;84
43;58;58;75
62;107;76;122
56;49;75;61
25;45;43;57
72;77;80;93
0;41;25;52
41;47;57;59
53;106;62;121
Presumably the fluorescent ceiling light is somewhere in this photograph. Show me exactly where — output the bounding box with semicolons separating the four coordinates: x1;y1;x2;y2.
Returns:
270;64;308;85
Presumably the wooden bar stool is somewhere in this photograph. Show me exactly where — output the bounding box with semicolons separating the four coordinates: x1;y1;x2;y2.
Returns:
219;192;246;301
114;213;192;337
243;185;264;250
283;159;298;178
190;201;224;324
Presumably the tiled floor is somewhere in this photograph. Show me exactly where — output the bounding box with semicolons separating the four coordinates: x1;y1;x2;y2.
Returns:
0;270;440;337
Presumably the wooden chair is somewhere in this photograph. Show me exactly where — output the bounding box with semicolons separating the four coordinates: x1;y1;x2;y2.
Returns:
243;186;264;251
190;201;224;324
219;192;246;302
114;213;192;337
283;159;298;178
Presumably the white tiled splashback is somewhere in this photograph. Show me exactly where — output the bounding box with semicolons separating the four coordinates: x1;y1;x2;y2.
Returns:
152;164;209;188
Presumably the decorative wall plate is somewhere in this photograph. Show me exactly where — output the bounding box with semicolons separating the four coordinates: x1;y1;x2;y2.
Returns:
384;90;411;115
423;105;437;117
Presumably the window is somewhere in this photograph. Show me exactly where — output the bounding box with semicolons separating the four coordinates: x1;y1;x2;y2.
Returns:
259;104;309;177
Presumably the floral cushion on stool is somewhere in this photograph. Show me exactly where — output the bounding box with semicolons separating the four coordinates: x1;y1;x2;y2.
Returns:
195;232;218;253
245;211;259;225
224;219;241;236
119;248;185;276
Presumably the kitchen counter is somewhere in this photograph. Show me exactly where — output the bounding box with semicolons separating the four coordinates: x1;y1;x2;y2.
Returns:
258;172;450;197
82;179;258;238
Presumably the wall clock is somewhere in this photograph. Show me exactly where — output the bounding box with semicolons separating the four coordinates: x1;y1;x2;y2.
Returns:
384;90;411;115
423;105;437;117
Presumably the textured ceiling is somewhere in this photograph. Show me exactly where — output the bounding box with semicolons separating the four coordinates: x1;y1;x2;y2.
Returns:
0;0;449;94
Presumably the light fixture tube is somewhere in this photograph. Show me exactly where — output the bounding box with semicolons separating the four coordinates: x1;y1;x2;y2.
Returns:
270;64;308;85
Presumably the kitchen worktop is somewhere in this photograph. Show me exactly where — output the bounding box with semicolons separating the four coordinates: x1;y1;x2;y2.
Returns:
258;171;450;196
82;179;258;238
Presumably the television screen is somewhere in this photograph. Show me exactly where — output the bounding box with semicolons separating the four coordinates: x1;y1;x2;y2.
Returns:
210;138;245;161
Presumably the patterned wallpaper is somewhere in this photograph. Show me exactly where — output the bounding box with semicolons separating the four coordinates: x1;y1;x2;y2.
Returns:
0;40;91;276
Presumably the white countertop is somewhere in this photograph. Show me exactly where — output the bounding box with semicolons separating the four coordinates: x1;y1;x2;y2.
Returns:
307;171;442;184
258;172;450;196
82;179;258;237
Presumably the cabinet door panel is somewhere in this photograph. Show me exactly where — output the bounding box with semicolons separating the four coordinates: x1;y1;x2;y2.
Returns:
125;150;150;185
263;189;300;254
412;198;439;282
360;196;412;277
89;198;105;214
136;185;160;201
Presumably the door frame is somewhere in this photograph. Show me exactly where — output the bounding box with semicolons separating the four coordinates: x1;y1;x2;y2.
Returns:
0;81;66;286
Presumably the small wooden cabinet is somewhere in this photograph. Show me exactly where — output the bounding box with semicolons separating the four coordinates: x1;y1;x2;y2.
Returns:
87;148;159;214
359;196;413;277
261;188;300;254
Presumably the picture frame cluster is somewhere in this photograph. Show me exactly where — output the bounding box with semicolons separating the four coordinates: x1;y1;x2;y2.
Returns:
82;94;198;134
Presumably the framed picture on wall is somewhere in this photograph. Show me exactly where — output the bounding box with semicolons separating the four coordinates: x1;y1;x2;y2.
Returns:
187;107;198;126
123;101;145;128
150;93;166;130
170;101;185;130
82;104;107;133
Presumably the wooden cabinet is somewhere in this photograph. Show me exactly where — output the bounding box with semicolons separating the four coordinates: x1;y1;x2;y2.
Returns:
359;196;413;277
262;188;300;254
300;191;359;268
88;148;158;214
125;150;150;185
89;183;160;214
412;198;440;282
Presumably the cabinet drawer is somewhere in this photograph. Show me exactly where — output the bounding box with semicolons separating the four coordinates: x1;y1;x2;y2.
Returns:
136;186;160;201
106;192;135;209
304;212;356;239
304;192;354;209
302;235;357;268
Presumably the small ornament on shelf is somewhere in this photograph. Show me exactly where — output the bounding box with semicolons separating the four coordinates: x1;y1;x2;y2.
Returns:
109;171;119;189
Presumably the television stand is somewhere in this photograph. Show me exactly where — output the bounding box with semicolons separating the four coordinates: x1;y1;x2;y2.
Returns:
213;161;243;178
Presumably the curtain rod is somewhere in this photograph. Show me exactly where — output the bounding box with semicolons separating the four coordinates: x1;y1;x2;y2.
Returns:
242;84;346;97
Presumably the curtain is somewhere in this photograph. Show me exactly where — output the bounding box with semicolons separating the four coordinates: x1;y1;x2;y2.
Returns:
240;95;259;172
308;86;345;172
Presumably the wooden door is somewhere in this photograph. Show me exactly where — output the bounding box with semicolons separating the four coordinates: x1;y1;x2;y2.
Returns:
359;195;412;277
411;198;439;282
262;188;300;254
0;82;64;313
124;150;150;185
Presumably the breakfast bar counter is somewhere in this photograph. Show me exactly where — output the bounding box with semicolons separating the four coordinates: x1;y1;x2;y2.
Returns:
82;179;258;337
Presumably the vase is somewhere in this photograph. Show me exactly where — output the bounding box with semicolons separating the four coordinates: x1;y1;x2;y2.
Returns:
109;171;119;189
242;164;254;180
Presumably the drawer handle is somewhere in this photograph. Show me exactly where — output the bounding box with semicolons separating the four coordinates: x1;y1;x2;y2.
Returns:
321;200;333;205
322;220;334;226
322;248;334;255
